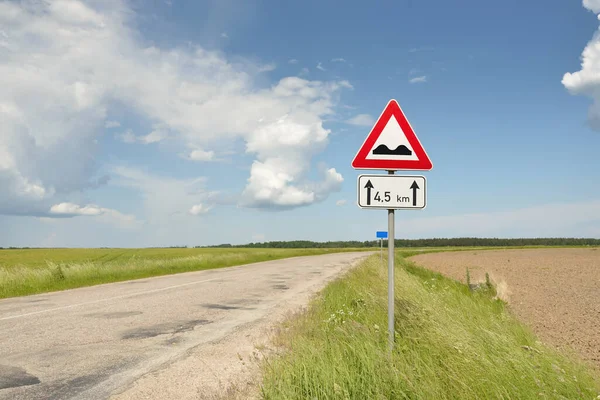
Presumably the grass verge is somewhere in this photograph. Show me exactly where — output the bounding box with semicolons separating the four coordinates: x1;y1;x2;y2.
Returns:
0;248;371;299
260;253;600;399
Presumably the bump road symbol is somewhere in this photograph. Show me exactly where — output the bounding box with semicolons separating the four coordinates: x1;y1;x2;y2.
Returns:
372;144;412;156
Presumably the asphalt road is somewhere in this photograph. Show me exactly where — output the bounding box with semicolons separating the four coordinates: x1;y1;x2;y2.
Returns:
0;252;369;400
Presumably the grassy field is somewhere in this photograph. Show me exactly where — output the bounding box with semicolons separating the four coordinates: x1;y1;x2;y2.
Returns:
0;247;372;299
259;252;600;399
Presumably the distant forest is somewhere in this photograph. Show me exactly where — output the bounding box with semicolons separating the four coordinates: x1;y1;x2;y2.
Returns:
200;238;600;249
2;238;599;250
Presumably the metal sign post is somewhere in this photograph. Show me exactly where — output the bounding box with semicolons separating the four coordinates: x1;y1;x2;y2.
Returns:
387;170;395;350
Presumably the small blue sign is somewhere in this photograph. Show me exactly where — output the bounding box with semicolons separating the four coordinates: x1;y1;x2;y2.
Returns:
376;231;388;239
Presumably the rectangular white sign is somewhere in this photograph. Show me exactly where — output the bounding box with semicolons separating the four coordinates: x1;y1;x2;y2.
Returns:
357;175;426;210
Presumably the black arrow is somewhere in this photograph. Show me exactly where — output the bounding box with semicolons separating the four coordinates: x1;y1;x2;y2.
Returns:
410;181;420;206
364;180;374;205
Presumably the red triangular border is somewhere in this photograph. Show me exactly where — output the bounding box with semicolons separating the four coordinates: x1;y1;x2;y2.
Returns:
351;99;433;170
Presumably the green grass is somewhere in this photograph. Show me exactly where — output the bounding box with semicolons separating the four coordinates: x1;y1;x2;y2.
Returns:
0;247;372;299
260;253;600;399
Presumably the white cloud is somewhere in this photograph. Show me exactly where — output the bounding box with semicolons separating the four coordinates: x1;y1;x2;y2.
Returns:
335;199;347;206
49;202;137;227
138;127;168;144
118;130;137;144
318;168;343;194
105;120;121;128
188;204;211;215
0;0;351;217
221;32;228;38
0;1;122;216
316;62;326;71
331;58;346;63
241;157;343;209
241;160;315;208
111;166;216;222
346;114;375;127
583;0;600;13
188;149;215;162
259;63;276;73
236;77;349;209
409;76;427;84
288;59;298;64
118;127;168;144
50;202;104;216
299;67;310;76
562;2;600;130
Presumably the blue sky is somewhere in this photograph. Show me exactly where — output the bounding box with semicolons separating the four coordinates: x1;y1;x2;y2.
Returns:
1;0;600;247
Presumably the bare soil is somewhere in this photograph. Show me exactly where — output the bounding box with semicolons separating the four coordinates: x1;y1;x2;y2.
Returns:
410;248;600;369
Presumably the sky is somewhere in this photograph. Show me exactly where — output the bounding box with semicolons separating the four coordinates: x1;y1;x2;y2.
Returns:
1;0;600;248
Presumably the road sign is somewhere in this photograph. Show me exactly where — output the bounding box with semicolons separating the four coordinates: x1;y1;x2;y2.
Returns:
352;99;434;352
376;231;388;264
351;99;433;171
357;175;426;209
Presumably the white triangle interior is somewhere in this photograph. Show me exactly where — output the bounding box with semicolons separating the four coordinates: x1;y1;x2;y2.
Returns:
365;115;419;161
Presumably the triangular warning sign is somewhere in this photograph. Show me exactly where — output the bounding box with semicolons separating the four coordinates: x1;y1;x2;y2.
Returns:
351;99;433;170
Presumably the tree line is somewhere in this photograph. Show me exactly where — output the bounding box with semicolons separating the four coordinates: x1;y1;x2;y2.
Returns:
199;237;600;249
2;238;599;250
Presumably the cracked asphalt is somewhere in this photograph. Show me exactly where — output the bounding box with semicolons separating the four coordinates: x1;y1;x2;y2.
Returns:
0;252;369;400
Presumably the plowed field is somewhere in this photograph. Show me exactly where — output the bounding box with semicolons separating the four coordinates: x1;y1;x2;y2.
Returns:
411;248;600;369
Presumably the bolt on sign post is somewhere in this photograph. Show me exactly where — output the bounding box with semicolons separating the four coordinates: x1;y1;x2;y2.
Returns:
352;99;433;350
